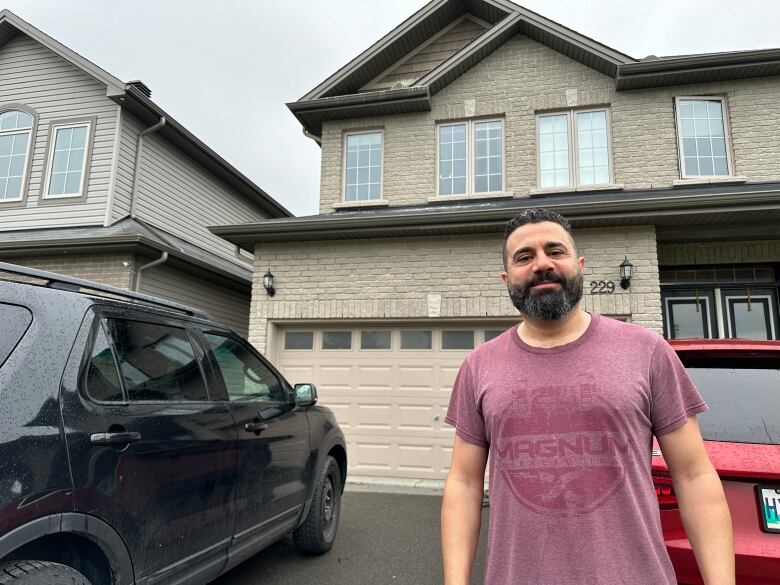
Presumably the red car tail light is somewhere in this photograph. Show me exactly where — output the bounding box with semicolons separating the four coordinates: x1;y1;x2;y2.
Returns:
653;471;678;510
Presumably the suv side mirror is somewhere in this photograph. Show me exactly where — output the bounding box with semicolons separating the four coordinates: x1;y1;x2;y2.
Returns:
294;383;318;407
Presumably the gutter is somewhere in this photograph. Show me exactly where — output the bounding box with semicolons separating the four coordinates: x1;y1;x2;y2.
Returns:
133;251;168;291
129;116;166;219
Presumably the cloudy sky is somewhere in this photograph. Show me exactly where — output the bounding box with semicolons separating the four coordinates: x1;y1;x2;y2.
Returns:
4;0;779;216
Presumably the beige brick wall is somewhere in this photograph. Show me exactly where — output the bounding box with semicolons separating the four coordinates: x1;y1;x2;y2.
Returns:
658;240;780;265
248;226;660;352
319;35;780;211
4;254;135;289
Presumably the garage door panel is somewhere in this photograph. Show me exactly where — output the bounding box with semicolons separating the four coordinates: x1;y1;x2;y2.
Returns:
276;322;514;479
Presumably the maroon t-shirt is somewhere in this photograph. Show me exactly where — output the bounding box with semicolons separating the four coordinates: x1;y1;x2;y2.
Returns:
445;313;707;585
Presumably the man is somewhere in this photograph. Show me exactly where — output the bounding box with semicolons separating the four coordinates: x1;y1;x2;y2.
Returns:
441;208;734;585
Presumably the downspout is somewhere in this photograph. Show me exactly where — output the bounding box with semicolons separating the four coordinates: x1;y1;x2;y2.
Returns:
133;251;168;292
302;127;321;146
129;116;167;218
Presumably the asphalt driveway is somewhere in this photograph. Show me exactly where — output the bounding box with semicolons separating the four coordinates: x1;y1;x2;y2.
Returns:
212;489;489;585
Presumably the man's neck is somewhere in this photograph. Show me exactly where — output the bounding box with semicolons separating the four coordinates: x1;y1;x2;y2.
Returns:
516;307;592;349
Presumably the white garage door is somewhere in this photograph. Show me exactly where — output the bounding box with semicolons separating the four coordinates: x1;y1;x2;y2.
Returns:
274;322;514;480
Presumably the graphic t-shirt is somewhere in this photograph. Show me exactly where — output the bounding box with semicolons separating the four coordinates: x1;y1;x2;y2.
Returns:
445;314;707;585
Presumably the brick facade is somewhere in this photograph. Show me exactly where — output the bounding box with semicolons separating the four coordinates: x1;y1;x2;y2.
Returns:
249;226;660;353
4;254;135;289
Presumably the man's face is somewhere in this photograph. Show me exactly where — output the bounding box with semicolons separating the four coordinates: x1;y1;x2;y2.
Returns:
501;221;586;321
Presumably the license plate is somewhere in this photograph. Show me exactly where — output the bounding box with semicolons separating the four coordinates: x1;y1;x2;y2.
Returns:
759;486;780;534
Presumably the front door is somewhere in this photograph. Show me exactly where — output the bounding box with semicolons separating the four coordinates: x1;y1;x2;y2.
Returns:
60;311;236;583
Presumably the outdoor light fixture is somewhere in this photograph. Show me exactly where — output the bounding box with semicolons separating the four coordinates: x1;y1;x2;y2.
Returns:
263;269;276;297
619;257;634;290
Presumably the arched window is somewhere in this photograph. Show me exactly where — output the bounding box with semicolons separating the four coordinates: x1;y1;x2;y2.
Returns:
0;109;33;202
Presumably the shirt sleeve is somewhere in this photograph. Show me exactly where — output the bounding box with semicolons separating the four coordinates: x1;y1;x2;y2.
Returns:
649;337;708;437
444;357;488;447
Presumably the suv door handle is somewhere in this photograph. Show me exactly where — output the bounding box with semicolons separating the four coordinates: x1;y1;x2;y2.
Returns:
90;431;142;445
244;421;268;434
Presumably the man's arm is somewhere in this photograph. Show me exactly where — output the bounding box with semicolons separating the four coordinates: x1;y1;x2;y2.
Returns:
657;416;734;585
441;436;488;585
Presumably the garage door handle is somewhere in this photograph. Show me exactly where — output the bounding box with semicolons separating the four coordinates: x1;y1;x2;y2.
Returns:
245;422;268;434
90;431;141;445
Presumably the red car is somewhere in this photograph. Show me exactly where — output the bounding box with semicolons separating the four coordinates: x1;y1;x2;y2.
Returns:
652;339;780;585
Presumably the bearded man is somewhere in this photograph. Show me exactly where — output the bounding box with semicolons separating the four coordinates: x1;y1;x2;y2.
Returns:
441;208;734;585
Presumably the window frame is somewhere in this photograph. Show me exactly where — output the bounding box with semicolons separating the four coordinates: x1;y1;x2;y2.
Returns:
40;117;96;202
674;96;734;179
435;117;505;197
535;107;613;190
342;128;384;203
0;105;37;206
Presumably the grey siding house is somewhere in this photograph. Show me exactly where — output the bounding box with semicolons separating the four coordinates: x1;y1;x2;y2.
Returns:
214;0;780;481
0;10;291;336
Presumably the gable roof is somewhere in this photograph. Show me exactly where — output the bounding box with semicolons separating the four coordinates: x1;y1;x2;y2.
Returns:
0;9;292;219
289;0;780;137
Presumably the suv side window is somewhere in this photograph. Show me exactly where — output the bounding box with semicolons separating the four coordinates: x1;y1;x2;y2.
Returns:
0;303;32;369
204;332;286;403
106;318;209;402
85;322;124;402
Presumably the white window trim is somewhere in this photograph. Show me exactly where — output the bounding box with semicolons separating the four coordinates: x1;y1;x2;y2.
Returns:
536;108;614;190
0;111;34;204
42;120;93;200
435;118;505;197
674;96;734;179
342;129;384;203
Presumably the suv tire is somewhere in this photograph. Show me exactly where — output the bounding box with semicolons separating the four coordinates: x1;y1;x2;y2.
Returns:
0;561;93;585
293;455;341;555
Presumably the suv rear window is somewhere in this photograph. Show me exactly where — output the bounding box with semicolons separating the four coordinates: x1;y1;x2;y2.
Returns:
686;365;779;445
0;303;32;368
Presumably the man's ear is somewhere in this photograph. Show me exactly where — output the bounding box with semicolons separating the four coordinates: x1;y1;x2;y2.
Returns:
500;271;508;284
578;256;586;270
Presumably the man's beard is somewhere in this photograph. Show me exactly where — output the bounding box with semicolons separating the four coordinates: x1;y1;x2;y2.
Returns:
507;269;584;321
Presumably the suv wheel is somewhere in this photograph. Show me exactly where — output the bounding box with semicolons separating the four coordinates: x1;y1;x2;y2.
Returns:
0;561;93;585
293;455;342;555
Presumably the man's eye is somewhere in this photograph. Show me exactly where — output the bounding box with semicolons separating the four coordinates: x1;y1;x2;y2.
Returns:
550;250;564;256
515;256;531;264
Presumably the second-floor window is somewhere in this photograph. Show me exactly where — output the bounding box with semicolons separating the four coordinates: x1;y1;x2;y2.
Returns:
44;121;92;199
537;109;611;189
0;109;34;202
437;119;504;196
344;130;383;201
675;97;731;178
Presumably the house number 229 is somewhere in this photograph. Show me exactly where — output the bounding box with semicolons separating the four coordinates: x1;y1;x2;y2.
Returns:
590;281;615;294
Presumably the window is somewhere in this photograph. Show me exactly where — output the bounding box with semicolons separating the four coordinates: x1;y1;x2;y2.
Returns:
0;109;33;202
344;131;382;201
438;119;503;196
442;330;474;350
322;331;352;350
205;333;286;403
86;323;123;402
44;121;92;199
537;109;611;189
0;303;32;368
360;330;391;350
284;331;314;350
675;97;731;177
400;330;432;350
105;319;209;401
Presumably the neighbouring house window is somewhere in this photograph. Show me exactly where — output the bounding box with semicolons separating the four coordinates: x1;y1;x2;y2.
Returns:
537;109;611;189
344;131;382;201
44;121;92;199
675;97;731;177
438;118;503;196
0;109;33;202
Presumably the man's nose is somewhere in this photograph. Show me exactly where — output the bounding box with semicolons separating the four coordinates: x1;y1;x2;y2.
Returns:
532;252;555;271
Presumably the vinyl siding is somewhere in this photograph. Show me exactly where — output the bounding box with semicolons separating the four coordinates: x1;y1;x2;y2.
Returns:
0;33;117;229
131;126;270;263
139;264;250;336
110;110;139;221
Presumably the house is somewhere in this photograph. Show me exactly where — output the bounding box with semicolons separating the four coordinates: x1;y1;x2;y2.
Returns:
0;10;291;336
212;0;780;480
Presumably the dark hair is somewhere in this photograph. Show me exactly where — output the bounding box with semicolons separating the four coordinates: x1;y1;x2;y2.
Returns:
502;208;574;269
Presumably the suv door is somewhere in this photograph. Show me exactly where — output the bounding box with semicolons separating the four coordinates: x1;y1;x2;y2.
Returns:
197;329;309;569
60;309;237;584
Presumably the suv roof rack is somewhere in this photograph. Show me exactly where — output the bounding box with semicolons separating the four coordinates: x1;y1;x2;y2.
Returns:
0;261;212;320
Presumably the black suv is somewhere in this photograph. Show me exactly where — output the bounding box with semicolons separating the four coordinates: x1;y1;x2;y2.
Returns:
0;262;346;585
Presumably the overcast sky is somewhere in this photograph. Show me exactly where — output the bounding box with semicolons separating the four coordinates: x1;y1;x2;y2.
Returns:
4;0;780;216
